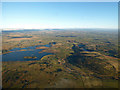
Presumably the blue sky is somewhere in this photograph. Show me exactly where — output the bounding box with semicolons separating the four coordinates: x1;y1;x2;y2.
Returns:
2;2;118;29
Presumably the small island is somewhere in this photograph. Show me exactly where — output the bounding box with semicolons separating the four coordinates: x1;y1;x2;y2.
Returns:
36;46;49;49
24;56;37;59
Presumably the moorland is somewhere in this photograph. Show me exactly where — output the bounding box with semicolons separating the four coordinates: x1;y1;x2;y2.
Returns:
1;29;119;88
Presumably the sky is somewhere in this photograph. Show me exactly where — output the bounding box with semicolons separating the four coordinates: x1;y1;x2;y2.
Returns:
1;2;118;29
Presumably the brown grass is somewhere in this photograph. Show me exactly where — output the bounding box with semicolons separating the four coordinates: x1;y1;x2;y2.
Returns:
6;38;32;41
36;46;49;49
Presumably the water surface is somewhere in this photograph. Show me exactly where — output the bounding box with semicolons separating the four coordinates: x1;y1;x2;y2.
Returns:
2;44;53;61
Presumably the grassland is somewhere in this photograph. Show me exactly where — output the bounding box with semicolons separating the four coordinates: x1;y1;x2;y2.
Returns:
2;29;119;88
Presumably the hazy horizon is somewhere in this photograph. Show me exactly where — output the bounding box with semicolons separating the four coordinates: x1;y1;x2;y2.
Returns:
1;28;118;32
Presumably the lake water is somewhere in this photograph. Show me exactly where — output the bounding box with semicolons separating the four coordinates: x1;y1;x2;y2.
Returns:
2;44;53;61
78;44;88;51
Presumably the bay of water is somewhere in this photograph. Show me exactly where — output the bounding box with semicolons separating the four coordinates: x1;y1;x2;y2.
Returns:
2;44;53;61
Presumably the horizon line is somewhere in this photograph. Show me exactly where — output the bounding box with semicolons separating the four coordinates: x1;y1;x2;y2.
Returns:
1;27;118;31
